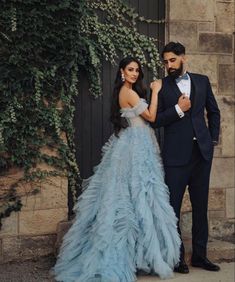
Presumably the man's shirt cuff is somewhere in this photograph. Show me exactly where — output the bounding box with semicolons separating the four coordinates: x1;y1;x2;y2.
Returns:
175;104;184;118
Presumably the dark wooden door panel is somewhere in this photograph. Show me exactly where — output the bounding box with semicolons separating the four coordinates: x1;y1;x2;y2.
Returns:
75;0;165;179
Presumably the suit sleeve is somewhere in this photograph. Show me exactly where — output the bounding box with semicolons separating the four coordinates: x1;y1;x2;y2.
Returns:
205;76;221;142
151;89;181;128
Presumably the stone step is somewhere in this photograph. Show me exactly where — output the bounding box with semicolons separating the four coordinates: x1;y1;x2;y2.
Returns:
55;221;235;263
183;236;235;263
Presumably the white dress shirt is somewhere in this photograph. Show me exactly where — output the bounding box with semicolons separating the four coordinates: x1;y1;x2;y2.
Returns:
174;72;191;118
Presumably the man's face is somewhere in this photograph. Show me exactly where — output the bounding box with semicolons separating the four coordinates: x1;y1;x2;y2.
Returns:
163;52;186;79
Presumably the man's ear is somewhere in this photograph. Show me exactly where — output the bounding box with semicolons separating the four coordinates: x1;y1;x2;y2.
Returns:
181;54;187;64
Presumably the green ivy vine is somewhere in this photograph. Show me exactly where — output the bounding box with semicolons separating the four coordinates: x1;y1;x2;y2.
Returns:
0;0;163;227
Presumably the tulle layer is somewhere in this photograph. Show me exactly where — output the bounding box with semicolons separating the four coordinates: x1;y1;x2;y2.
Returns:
53;126;180;282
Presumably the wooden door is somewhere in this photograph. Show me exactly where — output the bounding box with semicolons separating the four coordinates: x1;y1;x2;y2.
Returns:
74;0;165;180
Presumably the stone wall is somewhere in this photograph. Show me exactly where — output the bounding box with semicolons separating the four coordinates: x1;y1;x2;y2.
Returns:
167;0;235;238
0;168;67;263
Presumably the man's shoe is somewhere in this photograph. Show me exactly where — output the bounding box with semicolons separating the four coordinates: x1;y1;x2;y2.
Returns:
136;269;150;276
191;257;220;271
174;260;189;274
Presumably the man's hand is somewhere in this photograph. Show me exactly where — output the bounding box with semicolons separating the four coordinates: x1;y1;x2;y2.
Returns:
178;94;191;112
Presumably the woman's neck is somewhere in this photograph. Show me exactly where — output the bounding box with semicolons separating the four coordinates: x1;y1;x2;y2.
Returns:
123;82;132;89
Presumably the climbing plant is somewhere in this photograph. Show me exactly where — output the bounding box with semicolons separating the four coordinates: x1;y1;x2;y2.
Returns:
0;0;163;227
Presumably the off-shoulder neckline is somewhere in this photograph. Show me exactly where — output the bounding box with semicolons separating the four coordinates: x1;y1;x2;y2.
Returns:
120;98;146;112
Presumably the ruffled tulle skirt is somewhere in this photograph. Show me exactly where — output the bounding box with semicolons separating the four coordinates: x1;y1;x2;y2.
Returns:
53;126;180;282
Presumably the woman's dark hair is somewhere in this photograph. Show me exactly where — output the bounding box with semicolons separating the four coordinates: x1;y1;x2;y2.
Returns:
161;42;185;58
110;56;146;136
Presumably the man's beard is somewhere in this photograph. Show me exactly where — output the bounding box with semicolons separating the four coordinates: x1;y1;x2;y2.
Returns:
168;62;184;79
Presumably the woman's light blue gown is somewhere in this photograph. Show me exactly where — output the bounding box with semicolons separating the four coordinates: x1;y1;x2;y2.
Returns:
53;99;181;282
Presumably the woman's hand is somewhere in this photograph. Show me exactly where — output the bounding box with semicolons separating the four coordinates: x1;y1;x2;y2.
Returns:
150;80;162;93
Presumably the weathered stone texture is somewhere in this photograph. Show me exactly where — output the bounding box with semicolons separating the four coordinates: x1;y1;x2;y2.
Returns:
181;190;191;212
215;2;235;33
170;0;215;21
1;235;56;262
0;212;18;238
0;239;2;262
19;208;67;235
180;212;192;235
226;188;235;218
199;33;233;53
218;55;234;65
40;177;68;209
21;177;68;211
208;189;225;211
205;239;235;262
187;55;217;84
210;157;235;188
170;22;198;52
54;220;73;255
218;64;235;93
219;96;235;157
198;22;215;32
21;194;42;211
209;210;225;218
209;218;235;237
181;188;225;212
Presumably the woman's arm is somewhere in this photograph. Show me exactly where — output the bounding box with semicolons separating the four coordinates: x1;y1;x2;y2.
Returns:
141;80;162;122
123;80;162;122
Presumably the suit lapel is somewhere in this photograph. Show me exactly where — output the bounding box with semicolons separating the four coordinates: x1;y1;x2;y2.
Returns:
188;73;198;113
166;76;182;99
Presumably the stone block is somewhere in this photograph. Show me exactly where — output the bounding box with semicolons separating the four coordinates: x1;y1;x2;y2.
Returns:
218;55;234;65
197;22;215;32
219;97;235;157
40;177;68;209
209;218;234;237
19;208;67;235
21;176;68;211
170;0;215;21
1;234;56;262
205;239;235;262
213;145;222;158
169;22;198;52
0;212;18;238
0;239;2;263
187;55;217;84
199;33;233;54
209;210;225;218
210;157;235;188
218;64;235;93
180;188;225;212
40;146;59;158
208;189;225;211
180;212;192;235
181;190;191;212
54;220;73;255
216;2;234;33
0;169;24;198
21;194;42;211
226;188;235;218
198;22;215;32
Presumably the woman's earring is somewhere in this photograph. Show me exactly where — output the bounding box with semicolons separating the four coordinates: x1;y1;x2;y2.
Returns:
121;73;125;82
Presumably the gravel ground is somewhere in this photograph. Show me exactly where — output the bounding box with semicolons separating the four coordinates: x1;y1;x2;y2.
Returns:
0;256;56;282
0;256;234;282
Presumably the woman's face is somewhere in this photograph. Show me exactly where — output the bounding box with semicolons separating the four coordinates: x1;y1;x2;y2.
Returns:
121;61;140;84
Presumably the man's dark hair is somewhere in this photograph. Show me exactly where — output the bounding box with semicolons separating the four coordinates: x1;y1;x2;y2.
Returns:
161;42;185;58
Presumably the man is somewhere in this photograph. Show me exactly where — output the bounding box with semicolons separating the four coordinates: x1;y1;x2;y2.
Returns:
152;42;221;273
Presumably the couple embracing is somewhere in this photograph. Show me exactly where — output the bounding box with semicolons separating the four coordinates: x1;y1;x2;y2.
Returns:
53;42;221;282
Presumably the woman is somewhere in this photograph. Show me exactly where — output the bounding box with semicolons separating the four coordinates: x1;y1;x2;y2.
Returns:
53;57;180;282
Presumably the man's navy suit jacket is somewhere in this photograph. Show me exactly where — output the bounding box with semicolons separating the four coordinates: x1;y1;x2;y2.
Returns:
152;73;221;166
